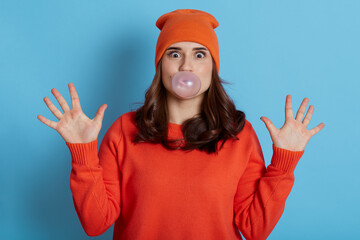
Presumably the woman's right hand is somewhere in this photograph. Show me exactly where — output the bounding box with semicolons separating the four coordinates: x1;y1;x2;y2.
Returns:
37;83;107;144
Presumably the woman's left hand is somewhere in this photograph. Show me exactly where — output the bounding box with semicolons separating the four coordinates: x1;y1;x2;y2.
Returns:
260;95;325;151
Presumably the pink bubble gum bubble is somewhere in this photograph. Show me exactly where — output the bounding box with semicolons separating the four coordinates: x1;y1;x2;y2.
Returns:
171;71;201;99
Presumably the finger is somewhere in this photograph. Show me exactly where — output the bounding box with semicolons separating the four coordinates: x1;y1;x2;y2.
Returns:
309;122;325;136
302;105;314;127
260;116;279;137
93;104;107;123
285;95;294;120
68;82;82;110
51;88;71;113
295;97;309;122
44;97;63;119
37;114;58;130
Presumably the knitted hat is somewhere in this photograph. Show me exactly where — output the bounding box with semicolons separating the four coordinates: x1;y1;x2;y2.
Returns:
155;9;220;74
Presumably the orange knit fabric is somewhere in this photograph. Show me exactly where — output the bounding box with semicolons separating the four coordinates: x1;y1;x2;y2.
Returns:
66;111;304;240
155;9;220;73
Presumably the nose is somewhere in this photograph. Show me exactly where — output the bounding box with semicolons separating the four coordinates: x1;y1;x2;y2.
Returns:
179;55;193;72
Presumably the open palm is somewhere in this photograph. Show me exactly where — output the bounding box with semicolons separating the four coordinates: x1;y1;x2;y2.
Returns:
37;83;107;143
260;95;325;151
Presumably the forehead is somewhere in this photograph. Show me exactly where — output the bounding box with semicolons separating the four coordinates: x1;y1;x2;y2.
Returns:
168;41;208;50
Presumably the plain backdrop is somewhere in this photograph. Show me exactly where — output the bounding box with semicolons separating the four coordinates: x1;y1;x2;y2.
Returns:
1;0;359;239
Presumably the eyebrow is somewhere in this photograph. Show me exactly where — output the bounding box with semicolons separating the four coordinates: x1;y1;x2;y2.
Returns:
165;47;209;51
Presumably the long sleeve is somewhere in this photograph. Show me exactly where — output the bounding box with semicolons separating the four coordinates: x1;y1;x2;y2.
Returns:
233;123;304;240
65;118;123;236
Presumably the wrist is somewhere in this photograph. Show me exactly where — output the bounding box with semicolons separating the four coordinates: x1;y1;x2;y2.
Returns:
66;139;98;165
270;144;304;172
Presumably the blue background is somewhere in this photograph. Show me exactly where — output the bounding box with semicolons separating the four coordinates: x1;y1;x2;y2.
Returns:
1;0;359;239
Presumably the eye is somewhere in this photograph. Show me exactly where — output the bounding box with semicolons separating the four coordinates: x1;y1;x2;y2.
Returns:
196;51;206;58
168;51;181;58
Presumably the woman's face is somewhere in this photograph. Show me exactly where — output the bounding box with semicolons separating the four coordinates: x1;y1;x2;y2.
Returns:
161;41;213;100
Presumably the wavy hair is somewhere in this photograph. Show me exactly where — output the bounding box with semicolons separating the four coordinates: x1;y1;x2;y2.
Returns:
132;57;246;154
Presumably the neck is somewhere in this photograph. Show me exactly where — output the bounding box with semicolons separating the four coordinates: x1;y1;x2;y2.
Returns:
166;92;204;125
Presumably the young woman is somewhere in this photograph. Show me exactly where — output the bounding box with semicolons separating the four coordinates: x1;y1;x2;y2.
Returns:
37;9;325;240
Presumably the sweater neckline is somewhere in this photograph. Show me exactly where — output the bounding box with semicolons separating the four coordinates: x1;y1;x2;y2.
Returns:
167;122;183;138
168;121;182;127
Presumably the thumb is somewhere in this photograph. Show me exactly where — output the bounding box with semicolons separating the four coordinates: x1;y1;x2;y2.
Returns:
93;104;107;124
260;116;278;137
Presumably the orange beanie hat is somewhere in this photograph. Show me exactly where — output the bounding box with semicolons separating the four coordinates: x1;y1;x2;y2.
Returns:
155;9;220;74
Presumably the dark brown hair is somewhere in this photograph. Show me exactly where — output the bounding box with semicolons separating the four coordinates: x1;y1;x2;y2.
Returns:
132;57;246;154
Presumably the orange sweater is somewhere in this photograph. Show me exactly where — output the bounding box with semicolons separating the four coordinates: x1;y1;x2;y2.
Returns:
66;111;304;240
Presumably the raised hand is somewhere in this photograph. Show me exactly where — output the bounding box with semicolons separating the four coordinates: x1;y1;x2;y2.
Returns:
37;83;107;143
260;95;325;151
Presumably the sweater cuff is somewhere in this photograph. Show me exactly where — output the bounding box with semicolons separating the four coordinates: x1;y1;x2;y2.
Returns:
65;139;98;165
270;144;304;173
